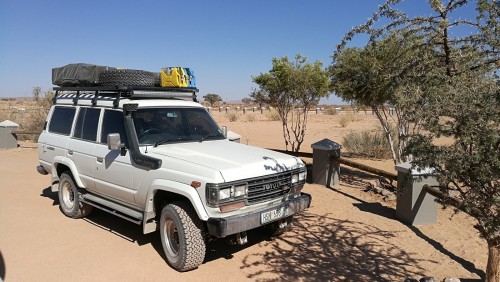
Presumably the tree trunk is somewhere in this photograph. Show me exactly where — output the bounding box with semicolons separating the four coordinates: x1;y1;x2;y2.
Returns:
486;243;499;282
372;105;399;164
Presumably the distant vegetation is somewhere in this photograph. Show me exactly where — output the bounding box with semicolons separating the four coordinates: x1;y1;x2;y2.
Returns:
0;87;52;141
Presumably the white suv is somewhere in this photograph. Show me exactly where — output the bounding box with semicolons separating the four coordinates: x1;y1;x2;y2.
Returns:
37;85;311;271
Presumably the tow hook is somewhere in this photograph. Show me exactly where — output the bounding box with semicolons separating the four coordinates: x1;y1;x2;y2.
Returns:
231;231;248;245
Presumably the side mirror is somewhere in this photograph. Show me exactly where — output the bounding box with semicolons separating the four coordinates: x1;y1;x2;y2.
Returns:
221;126;228;139
107;133;122;150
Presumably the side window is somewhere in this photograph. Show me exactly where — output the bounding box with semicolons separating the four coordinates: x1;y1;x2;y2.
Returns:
101;110;128;146
48;106;76;135
73;108;101;141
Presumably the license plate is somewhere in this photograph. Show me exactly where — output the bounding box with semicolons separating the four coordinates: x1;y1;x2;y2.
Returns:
261;206;287;224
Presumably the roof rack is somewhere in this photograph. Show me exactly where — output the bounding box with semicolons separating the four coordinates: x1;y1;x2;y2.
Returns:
52;85;199;107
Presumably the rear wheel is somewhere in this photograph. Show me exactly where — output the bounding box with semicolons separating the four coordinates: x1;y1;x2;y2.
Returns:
160;201;206;271
58;172;93;218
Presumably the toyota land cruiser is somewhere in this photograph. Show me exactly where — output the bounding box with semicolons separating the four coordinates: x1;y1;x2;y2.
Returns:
37;83;311;271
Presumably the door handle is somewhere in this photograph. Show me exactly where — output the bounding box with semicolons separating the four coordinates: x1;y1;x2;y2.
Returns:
96;157;103;163
67;150;73;155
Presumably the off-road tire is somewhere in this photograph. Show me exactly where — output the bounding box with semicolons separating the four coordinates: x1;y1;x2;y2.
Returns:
99;70;156;87
160;201;206;272
153;72;161;86
58;172;93;218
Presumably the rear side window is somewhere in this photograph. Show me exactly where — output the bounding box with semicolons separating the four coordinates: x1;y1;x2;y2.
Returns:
48;107;76;135
101;110;128;146
73;108;101;141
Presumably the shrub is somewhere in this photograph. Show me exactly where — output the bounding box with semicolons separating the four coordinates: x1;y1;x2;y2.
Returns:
16;90;53;141
342;129;395;159
338;114;362;127
245;113;256;122
226;111;239;122
265;109;281;121
323;107;338;115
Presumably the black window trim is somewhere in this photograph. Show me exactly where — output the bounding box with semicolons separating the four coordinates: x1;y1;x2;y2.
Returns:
47;106;77;136
71;106;101;143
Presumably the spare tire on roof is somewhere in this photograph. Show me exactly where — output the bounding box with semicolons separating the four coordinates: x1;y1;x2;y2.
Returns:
99;69;157;87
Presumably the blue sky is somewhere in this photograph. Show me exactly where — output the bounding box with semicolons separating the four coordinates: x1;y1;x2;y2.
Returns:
0;0;478;104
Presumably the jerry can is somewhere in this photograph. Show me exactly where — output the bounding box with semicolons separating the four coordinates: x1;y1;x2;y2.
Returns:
183;68;196;88
160;67;188;87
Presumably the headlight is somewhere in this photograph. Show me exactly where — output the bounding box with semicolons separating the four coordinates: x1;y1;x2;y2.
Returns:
291;169;307;184
206;183;248;207
299;171;307;181
233;184;247;198
219;188;231;200
290;169;307;196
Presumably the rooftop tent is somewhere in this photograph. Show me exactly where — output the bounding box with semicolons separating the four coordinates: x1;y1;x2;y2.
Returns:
52;63;116;87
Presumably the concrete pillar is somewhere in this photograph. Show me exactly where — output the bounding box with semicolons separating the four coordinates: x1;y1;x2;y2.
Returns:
0;120;19;149
395;162;438;225
311;139;342;187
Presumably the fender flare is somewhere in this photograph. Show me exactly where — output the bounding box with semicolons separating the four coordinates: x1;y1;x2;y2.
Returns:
145;179;209;220
52;156;85;188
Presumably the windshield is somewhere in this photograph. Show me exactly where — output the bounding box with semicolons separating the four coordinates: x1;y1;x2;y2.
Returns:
132;107;225;145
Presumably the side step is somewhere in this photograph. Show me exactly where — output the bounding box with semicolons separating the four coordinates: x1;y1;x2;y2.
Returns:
82;193;143;225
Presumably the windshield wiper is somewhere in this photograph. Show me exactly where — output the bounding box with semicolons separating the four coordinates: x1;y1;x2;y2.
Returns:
199;134;222;142
154;139;173;147
154;137;190;147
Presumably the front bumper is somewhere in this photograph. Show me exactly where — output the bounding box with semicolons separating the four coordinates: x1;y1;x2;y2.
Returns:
206;193;311;238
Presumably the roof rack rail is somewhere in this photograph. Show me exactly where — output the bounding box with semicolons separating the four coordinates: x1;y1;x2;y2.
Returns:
52;85;199;107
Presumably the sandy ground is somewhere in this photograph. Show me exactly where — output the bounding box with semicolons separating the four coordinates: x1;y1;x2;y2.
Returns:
0;111;488;281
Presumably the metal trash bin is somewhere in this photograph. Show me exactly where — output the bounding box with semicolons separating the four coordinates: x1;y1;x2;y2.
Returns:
395;162;438;225
311;138;341;187
0;120;19;149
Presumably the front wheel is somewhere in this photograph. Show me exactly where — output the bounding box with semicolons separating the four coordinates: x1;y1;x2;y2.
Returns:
160;201;206;272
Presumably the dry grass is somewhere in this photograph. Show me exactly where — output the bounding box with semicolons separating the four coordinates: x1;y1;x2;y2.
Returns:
338;114;364;127
225;111;240;122
265;109;281;121
0;96;52;141
245;113;256;122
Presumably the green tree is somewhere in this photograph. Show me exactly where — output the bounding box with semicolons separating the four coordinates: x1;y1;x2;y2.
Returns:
253;54;330;152
335;0;499;280
249;89;268;108
241;97;253;105
331;31;435;164
203;93;222;107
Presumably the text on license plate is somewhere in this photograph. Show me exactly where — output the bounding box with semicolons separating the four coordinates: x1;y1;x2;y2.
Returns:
261;206;287;224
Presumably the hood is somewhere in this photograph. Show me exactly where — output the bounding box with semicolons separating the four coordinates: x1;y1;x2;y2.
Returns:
150;140;304;182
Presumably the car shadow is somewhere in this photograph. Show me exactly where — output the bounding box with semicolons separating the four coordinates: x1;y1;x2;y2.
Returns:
83;208;277;266
40;186;58;206
39;186;279;267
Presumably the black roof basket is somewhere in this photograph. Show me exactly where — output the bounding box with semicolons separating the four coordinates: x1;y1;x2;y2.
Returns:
52;86;199;108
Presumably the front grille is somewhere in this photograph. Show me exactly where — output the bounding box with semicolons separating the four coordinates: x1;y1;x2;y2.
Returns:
247;171;293;204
